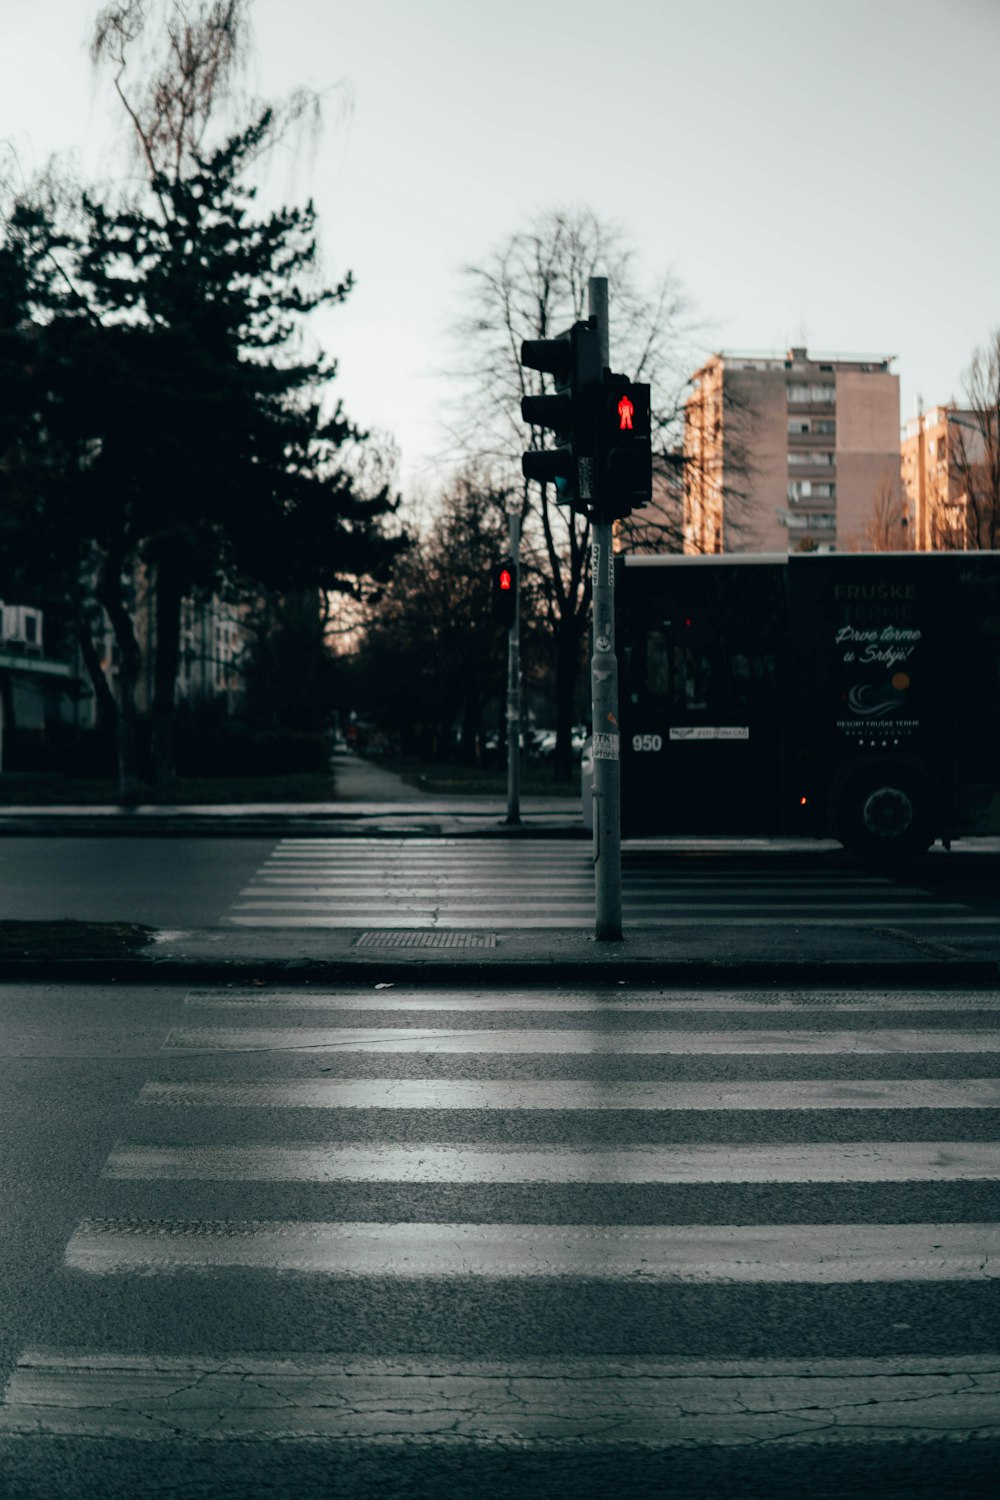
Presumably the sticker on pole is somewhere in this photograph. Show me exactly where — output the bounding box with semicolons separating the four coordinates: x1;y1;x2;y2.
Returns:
593;731;619;761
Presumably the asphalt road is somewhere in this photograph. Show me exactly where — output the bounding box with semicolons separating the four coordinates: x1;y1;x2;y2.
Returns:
0;838;273;927
0;978;997;1497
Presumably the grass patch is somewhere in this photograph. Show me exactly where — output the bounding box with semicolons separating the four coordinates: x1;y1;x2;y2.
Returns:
0;773;335;805
379;758;580;797
0;920;155;960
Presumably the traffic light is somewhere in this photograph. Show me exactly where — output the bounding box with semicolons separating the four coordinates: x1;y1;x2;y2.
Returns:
520;318;601;511
492;555;517;628
596;374;652;521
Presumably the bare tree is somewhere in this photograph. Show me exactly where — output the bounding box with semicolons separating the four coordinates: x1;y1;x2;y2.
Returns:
446;207;696;780
91;0;325;194
351;466;512;764
950;329;1000;550
855;470;910;552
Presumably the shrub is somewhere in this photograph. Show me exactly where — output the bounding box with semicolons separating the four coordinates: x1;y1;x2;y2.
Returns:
174;723;328;777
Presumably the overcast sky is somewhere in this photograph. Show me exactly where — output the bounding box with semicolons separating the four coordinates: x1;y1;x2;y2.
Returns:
3;0;999;495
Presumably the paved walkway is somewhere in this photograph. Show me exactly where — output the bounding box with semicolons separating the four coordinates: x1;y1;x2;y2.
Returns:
331;750;432;803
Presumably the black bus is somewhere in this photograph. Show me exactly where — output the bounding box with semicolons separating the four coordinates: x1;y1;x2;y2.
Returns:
608;551;1000;860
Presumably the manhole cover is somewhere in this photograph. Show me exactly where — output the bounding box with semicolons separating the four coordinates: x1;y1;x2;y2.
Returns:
355;931;497;949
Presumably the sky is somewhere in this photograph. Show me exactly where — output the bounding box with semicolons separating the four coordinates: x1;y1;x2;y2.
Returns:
2;0;999;497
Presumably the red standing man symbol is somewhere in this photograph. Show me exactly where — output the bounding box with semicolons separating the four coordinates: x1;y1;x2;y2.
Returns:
618;394;634;430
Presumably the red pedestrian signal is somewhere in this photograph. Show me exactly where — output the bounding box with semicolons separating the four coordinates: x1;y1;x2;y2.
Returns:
492;557;517;628
598;375;652;521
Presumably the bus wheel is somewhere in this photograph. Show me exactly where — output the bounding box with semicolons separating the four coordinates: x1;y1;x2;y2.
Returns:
835;769;934;864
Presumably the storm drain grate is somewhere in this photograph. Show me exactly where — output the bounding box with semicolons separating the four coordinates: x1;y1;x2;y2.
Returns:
355;931;497;949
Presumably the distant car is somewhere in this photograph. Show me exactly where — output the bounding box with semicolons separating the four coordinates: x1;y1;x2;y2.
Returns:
524;727;552;758
533;727;588;761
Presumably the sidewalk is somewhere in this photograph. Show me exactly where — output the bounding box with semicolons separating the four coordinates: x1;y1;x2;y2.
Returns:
140;920;1000;986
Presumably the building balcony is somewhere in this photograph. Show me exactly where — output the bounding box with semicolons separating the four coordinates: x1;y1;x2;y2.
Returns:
787;450;835;466
786;397;837;416
777;509;837;531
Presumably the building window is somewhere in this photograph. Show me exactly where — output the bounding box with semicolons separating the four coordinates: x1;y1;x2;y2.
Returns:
788;452;835;466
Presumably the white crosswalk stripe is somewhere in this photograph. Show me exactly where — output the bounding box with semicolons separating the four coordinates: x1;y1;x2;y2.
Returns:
61;1217;1000;1282
137;1076;1000;1110
102;1140;1000;1184
222;837;988;932
3;983;999;1478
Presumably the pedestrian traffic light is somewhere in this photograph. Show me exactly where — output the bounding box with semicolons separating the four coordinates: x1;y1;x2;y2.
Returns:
596;374;652;521
520;318;601;512
492;555;517;628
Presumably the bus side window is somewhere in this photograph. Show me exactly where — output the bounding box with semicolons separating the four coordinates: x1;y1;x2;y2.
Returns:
672;645;717;714
670;647;775;720
752;652;778;698
731;653;751;716
644;630;670;700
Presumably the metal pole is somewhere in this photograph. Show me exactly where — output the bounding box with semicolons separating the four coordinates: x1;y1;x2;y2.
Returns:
505;504;521;825
588;277;623;939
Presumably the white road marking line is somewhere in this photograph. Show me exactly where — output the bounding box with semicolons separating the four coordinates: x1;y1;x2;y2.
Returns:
225;913;1000;927
234;896;965;914
250;869;898;887
137;1077;1000;1111
182;988;1000;1011
162;1026;1000;1054
244;876;593;888
62;1218;1000;1282
225;915;593;928
102;1140;1000;1185
2;1350;997;1446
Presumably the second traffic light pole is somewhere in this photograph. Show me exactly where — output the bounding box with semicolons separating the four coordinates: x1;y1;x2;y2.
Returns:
588;277;623;940
505;503;521;826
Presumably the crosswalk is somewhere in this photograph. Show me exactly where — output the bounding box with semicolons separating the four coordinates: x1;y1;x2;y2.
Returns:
1;984;999;1491
223;837;992;934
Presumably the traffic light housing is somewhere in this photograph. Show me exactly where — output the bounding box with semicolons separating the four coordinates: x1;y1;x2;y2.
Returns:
596;374;652;521
520;318;601;511
492;555;517;628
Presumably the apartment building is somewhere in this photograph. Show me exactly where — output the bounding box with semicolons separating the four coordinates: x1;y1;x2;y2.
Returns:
0;601;76;770
900;405;986;551
683;347;901;554
129;568;251;718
